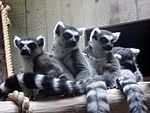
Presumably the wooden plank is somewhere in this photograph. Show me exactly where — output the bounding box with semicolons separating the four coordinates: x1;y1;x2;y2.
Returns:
109;0;120;25
45;0;62;50
137;0;150;20
78;0;96;28
95;0;111;26
118;0;137;23
26;0;47;49
5;0;26;74
80;0;96;48
0;82;149;113
61;0;85;27
5;0;26;36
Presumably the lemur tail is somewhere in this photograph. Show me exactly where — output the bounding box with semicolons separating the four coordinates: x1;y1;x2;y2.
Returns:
86;80;110;113
117;70;148;113
0;72;85;97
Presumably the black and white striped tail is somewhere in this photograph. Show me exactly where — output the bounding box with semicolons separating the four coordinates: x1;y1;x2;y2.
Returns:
117;69;148;113
86;80;110;113
0;72;85;99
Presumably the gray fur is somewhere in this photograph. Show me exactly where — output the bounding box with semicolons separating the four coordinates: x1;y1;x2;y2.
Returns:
113;47;148;113
117;69;148;113
83;28;121;88
51;21;92;81
13;35;75;99
0;72;85;100
82;28;121;113
113;47;143;82
51;21;102;113
13;35;64;76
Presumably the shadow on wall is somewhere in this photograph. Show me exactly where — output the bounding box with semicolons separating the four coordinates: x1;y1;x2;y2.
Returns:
85;18;150;78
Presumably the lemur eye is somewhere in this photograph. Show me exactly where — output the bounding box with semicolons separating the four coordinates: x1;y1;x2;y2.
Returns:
75;35;79;41
100;37;108;43
111;39;114;43
28;43;36;49
19;43;24;49
63;33;72;40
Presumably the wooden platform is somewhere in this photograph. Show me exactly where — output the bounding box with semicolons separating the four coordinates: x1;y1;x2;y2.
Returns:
0;82;149;113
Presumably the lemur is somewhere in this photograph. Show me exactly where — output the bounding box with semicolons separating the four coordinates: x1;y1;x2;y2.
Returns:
51;21;92;81
112;47;143;82
50;21;107;113
13;35;63;76
0;36;85;100
0;72;85;100
82;28;121;113
83;26;147;113
113;47;148;113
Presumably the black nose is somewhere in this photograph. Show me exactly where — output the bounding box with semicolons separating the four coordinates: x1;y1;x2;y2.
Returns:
21;49;30;55
66;40;76;47
103;45;113;51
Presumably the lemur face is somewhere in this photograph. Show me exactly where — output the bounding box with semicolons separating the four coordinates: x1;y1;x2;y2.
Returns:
54;21;83;48
113;47;140;72
90;28;120;51
14;35;45;58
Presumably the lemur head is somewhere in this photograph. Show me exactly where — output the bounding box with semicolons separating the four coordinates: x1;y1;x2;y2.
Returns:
53;21;84;48
113;47;140;72
90;28;120;51
14;35;45;58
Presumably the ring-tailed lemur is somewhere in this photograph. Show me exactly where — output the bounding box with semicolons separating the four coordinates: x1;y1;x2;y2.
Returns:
51;21;108;113
113;47;148;113
51;21;92;81
0;35;86;100
0;72;85;100
13;35;64;76
113;47;143;82
82;28;121;113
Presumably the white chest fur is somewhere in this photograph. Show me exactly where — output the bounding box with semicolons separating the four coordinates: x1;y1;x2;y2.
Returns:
88;55;107;75
21;57;34;72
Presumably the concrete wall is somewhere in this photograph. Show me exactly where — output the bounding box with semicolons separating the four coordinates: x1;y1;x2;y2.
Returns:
5;0;150;73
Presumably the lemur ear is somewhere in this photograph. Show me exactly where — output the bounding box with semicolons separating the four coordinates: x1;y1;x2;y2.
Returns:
90;28;101;41
37;35;45;47
54;21;65;37
112;32;121;42
77;27;86;36
130;48;140;56
114;53;122;60
14;36;21;48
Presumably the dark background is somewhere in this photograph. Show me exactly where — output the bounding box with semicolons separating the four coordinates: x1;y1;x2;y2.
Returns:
85;19;150;78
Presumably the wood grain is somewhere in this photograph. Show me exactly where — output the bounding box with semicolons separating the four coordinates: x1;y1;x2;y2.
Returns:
0;82;149;113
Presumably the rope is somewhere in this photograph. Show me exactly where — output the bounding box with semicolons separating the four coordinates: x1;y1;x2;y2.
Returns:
1;1;14;77
8;90;33;113
1;2;32;113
